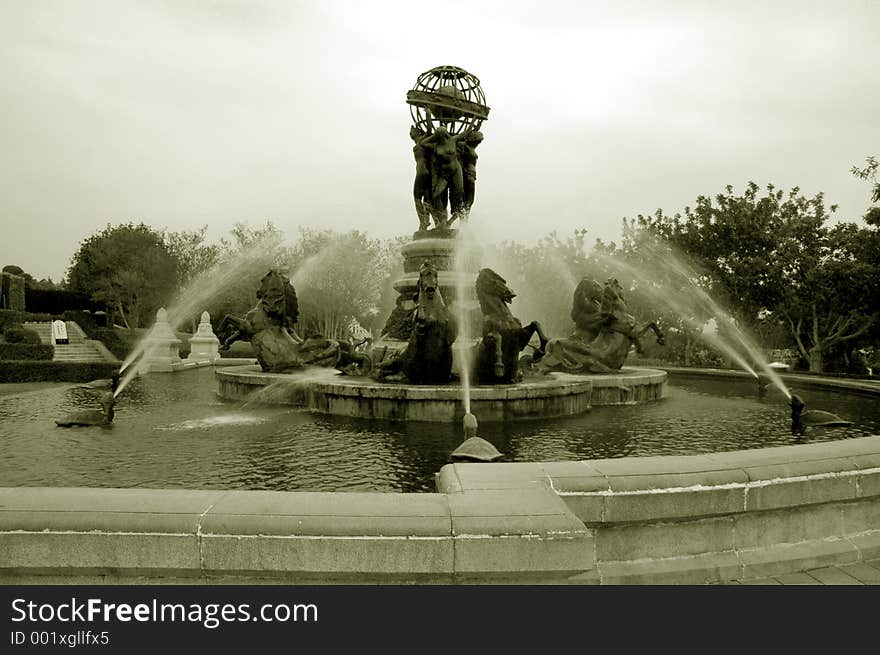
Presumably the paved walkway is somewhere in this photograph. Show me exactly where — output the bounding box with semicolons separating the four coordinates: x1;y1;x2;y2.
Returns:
728;558;880;585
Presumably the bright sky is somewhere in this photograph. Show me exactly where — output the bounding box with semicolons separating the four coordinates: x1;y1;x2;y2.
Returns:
1;0;878;282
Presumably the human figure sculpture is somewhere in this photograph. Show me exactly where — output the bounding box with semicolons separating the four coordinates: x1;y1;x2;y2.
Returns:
374;261;457;384
420;125;465;229
473;268;549;384
379;294;415;341
539;277;665;374
217;270;371;375
456;130;483;221
410;126;434;231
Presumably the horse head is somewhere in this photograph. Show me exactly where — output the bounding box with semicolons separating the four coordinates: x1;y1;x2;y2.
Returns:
414;260;449;324
601;278;627;314
475;268;516;315
257;270;299;327
417;260;440;301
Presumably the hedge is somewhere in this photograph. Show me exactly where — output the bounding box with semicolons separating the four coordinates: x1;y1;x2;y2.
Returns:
23;312;56;323
3;326;42;344
0;309;24;330
0;343;54;360
25;287;100;315
90;328;130;359
0;360;119;383
62;310;98;333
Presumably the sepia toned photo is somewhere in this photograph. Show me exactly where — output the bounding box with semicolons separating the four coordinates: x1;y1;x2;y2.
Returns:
1;0;879;593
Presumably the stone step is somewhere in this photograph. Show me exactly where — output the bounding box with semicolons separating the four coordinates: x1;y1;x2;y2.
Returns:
22;321;115;363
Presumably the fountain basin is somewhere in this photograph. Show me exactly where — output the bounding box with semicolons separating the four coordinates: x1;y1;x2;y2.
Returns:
215;366;666;422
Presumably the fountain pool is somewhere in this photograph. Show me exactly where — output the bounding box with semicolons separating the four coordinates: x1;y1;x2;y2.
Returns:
2;367;878;493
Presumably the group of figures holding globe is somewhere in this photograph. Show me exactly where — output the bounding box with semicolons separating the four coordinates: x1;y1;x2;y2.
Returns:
410;115;483;231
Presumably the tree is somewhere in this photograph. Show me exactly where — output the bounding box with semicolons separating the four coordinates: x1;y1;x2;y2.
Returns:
203;221;292;328
66;223;177;329
852;156;880;227
164;226;220;289
288;228;390;340
624;183;879;372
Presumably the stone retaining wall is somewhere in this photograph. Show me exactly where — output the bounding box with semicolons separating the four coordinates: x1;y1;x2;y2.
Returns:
3;436;879;584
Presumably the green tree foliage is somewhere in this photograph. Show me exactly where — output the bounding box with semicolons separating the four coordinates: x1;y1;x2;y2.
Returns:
623;183;878;372
203;221;293;328
288;228;391;340
164;225;220;289
488;230;591;338
852;156;880;227
66;223;177;329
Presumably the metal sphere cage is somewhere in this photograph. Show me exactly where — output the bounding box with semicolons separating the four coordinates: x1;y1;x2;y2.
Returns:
407;65;490;135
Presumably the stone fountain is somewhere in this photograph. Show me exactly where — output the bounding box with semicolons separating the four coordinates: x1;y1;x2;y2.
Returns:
215;65;667;421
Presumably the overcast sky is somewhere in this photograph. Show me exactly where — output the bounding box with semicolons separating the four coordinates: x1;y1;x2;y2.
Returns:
1;0;878;282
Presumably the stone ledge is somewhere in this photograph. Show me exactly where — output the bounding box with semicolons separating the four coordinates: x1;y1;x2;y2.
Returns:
0;485;593;582
440;436;880;523
216;366;666;421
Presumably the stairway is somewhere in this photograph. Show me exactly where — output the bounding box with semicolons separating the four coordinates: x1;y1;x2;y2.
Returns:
23;321;115;363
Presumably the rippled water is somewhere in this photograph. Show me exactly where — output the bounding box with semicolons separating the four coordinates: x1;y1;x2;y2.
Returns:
1;369;878;492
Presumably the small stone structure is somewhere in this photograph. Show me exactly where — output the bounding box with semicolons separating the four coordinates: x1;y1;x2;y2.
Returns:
142;308;183;372
188;311;220;363
51;319;69;345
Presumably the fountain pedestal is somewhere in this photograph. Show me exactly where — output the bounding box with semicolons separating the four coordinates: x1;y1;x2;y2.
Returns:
215;366;666;422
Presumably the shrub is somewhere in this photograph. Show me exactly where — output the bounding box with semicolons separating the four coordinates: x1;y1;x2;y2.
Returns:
62;310;98;334
23;312;56;323
0;360;119;383
0;309;24;330
91;328;130;359
25;287;98;315
3;326;42;344
219;340;255;357
0;343;54;360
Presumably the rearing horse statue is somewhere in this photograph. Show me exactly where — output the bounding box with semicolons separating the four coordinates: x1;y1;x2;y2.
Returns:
539;277;665;374
373;260;457;384
216;270;370;375
473;268;549;384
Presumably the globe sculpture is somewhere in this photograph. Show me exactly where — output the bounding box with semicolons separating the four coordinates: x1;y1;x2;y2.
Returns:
407;65;490;232
407;65;490;135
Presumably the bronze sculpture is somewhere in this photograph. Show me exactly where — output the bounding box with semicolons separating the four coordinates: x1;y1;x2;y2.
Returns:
374;260;457;384
457;130;483;220
539;278;665;374
406;66;489;232
473;268;549;384
410;126;434;231
217;270;371;375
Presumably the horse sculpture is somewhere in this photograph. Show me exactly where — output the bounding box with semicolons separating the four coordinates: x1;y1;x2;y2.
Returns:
374;260;457;384
217;270;370;375
473;268;549;384
539;277;665;374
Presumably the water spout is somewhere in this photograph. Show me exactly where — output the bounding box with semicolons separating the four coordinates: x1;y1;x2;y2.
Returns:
453;227;474;415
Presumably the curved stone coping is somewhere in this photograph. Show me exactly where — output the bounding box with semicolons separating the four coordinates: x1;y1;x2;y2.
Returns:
661;366;880;397
215;366;666;421
0;486;590;583
3;436;880;584
437;435;880;583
